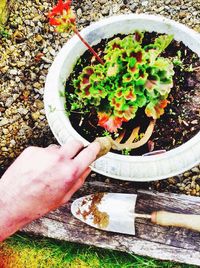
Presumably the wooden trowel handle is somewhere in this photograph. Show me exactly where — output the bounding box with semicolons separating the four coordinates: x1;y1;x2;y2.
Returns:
151;211;200;232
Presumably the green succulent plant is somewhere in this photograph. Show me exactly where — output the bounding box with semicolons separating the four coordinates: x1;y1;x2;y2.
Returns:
69;31;174;132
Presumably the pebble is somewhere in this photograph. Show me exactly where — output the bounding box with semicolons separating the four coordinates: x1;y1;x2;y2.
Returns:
101;7;109;15
48;48;56;56
34;99;44;109
112;4;121;13
31;111;40;121
0;118;9;127
9;69;18;75
10;139;16;146
179;11;187;18
5;97;15;107
141;1;149;7
192;167;200;173
15;77;20;82
99;0;107;4
41;56;52;64
17;61;26;67
18;107;29;115
35;34;43;42
77;8;82;17
3;129;9;135
130;4;137;11
33;82;41;89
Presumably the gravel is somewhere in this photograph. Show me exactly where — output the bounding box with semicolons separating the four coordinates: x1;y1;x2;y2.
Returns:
0;0;200;194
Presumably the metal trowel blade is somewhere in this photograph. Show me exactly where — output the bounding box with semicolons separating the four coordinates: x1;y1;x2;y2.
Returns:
71;193;137;235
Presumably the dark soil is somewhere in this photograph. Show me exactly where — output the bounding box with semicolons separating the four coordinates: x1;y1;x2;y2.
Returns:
65;32;200;155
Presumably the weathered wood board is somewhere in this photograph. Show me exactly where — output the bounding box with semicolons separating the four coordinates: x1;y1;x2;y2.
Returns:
0;0;12;25
22;175;200;266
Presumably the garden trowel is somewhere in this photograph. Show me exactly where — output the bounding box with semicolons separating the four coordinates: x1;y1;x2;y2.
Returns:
71;193;200;235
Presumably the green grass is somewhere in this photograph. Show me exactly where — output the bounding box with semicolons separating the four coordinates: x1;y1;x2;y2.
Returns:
0;234;197;268
0;26;10;38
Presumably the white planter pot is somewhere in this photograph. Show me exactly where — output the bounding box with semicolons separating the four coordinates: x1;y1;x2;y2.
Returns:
44;14;200;181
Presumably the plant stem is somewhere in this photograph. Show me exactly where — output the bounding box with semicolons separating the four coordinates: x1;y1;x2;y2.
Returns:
73;27;104;65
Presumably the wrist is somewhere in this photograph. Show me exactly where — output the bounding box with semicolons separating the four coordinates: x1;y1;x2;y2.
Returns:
0;180;29;241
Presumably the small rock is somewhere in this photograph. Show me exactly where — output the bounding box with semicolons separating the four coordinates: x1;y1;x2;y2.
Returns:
34;99;44;109
17;61;26;67
48;48;56;56
130;3;137;11
112;4;120;13
193;25;200;33
9;69;18;75
196;184;200;192
18;107;29;115
2;147;8;152
179;11;187;18
41;57;52;64
0;118;9;127
102;7;109;15
168;178;176;184
184;171;190;177
35;34;43;42
1;66;9;73
141;1;148;7
191;189;196;195
10;139;16;146
31;111;40;121
192;167;200;173
191;120;198;125
191;181;196;189
5;97;15;107
33;82;41;89
22;90;30;100
3;128;9;135
77;8;82;17
15;77;20;82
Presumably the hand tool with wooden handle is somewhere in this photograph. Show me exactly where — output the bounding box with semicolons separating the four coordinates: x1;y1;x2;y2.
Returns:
71;193;200;235
94;120;156;158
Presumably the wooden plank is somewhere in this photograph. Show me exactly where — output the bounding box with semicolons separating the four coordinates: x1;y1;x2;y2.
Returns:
22;217;200;266
21;178;200;265
0;0;12;25
44;190;200;251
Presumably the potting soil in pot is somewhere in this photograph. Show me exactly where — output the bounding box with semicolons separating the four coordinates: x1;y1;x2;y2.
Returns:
65;32;200;156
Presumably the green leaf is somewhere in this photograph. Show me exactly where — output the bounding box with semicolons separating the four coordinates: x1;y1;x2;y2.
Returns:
122;73;133;83
154;34;173;54
136;94;147;107
107;63;120;77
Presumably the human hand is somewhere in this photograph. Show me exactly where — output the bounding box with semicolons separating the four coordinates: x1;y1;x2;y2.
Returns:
0;140;100;241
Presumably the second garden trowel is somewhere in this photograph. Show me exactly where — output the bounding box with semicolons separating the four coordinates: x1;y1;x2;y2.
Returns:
71;193;200;235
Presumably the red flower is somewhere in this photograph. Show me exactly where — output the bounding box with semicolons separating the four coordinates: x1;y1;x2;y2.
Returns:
49;0;71;17
49;17;61;26
145;99;170;119
98;112;126;133
48;0;76;31
158;99;169;109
